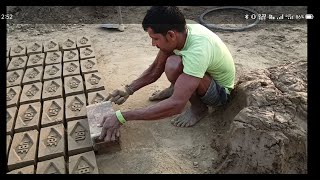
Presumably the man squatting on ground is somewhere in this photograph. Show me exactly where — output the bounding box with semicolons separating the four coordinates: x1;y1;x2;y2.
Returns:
98;6;236;142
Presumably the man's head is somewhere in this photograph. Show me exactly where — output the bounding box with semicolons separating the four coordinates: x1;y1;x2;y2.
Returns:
142;6;186;53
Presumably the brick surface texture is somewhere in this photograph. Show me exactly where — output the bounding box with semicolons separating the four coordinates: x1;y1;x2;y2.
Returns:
38;124;65;162
7;86;22;108
67;119;93;156
7;106;18;136
63;49;79;62
7;69;24;87
15;102;41;133
43;40;59;52
64;75;84;96
45;51;62;65
10;44;26;57
63;61;81;77
20;82;43;105
84;72;105;93
22;66;43;85
42;79;63;101
7;165;35;174
7;56;28;71
41;98;64;127
77;36;92;48
27;42;43;55
80;58;98;75
7;130;38;171
65;94;87;121
27;53;45;68
36;156;66;174
79;47;96;60
43;64;62;81
68;151;99;174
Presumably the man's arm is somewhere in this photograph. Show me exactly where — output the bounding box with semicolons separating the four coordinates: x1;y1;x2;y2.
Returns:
128;50;173;93
122;73;202;120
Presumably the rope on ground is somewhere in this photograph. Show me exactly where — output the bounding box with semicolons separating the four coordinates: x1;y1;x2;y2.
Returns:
199;6;260;32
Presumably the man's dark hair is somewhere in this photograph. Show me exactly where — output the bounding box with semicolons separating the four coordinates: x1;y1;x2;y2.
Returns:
142;6;186;36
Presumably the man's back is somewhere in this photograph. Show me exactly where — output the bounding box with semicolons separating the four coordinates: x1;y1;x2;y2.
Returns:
174;20;235;93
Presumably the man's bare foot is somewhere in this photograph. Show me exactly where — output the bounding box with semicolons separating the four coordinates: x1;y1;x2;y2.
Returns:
149;85;174;101
171;107;208;127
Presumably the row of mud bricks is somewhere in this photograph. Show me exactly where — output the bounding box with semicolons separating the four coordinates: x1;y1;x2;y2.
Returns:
6;37;109;174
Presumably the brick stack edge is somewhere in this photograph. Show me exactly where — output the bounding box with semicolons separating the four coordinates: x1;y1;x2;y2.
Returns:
6;36;105;174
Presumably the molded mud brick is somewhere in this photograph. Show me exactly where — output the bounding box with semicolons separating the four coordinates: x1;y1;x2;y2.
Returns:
7;106;18;136
44;39;59;52
64;75;84;96
7;86;22;108
45;51;62;65
42;79;63;101
67;119;93;156
84;72;105;93
27;42;43;55
27;53;45;68
62;38;77;51
38;124;65;162
63;49;79;62
63;61;80;77
87;90;108;105
7;165;35;174
22;66;44;85
43;64;62;81
7;69;24;87
86;101;121;154
7;135;12;157
15;102;41;133
41;98;64;128
10;44;26;57
7;130;39;171
7;56;28;71
36;156;66;174
20;82;43;105
80;58;98;75
76;36;92;48
68;151;99;174
65;94;87;121
79;47;96;60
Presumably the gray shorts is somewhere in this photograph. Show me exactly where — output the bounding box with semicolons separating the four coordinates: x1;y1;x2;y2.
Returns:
200;79;230;106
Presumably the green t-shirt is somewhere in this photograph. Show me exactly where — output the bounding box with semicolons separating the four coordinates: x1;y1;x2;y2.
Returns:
173;20;235;94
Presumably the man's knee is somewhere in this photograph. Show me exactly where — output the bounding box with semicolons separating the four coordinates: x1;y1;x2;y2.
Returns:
165;55;183;83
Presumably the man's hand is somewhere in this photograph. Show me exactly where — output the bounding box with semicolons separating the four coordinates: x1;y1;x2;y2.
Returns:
98;113;121;142
105;85;133;105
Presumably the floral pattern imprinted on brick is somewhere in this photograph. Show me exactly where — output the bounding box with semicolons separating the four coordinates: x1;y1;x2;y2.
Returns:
47;66;59;75
46;81;60;94
68;97;84;111
12;57;24;67
64;39;75;47
15;134;33;160
31;43;41;51
66;63;78;72
48;101;61;117
8;72;20;83
30;54;42;64
7;88;16;101
68;77;80;89
26;68;40;79
13;45;24;53
47;41;57;49
25;85;39;98
88;74;100;85
79;37;88;45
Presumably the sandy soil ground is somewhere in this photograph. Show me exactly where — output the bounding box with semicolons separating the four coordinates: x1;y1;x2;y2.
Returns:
7;6;307;173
